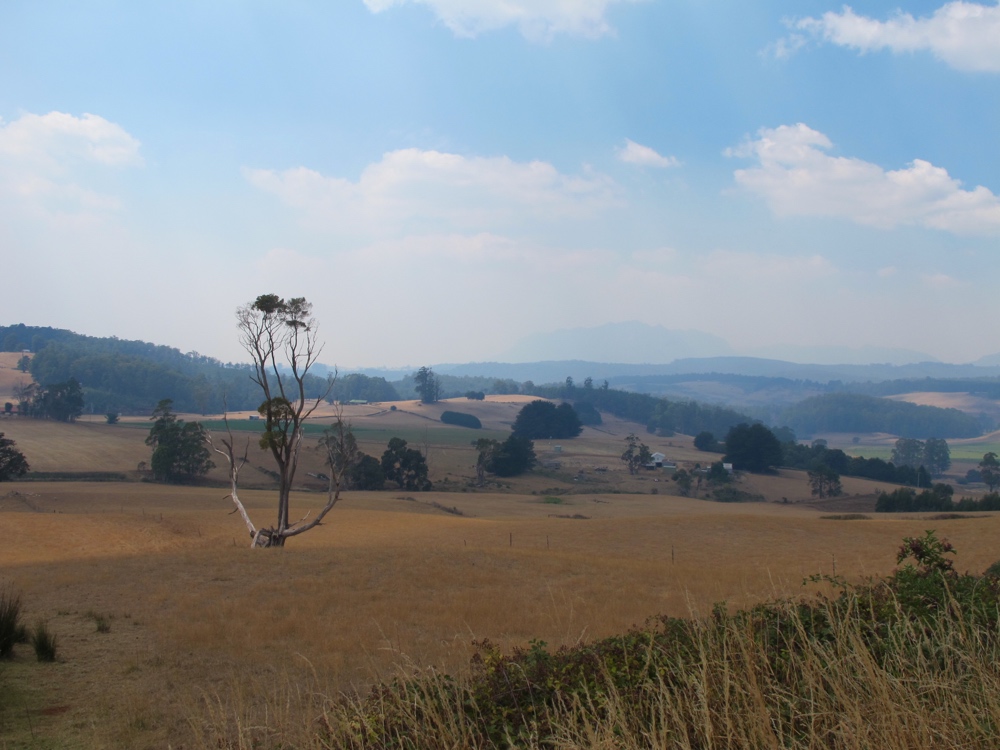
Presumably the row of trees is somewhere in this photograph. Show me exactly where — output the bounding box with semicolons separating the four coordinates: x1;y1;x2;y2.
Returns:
15;379;84;422
0;433;29;481
780;393;983;439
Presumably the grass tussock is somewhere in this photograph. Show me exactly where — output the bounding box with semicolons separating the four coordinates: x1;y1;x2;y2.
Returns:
0;586;26;658
30;620;57;662
197;532;1000;750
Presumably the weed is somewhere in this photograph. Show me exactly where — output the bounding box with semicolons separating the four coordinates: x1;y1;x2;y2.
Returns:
0;587;25;658
31;621;57;662
86;610;112;633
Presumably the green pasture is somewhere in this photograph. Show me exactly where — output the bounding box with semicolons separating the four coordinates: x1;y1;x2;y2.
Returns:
846;441;1000;463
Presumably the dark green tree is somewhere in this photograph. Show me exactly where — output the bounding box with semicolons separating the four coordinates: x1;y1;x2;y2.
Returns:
145;400;214;482
351;454;386;490
512;400;582;440
16;355;30;373
922;438;951;476
621;433;652;475
706;461;730;484
891;438;925;468
321;421;385;490
381;437;431;491
694;431;719;452
724;423;783;473
0;433;29;481
32;378;84;422
808;465;843;498
979;452;1000;492
489;434;537;477
414;367;440;404
573;401;602;426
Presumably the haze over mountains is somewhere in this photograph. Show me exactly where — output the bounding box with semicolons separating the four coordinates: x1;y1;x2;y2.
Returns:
497;322;940;367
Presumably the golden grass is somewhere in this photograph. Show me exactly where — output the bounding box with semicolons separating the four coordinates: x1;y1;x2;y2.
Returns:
0;351;32;401
3;480;1000;747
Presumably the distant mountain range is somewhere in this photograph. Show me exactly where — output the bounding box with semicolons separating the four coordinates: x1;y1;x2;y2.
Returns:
495;322;942;367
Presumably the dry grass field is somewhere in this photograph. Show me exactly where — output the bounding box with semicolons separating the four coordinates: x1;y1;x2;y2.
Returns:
0;352;32;404
3;406;1000;747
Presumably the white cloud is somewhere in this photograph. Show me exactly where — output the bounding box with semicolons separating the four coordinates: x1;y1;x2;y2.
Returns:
790;2;1000;72
0;111;143;167
362;0;644;40
616;139;679;169
729;123;1000;235
0;111;143;220
245;148;619;234
922;272;964;288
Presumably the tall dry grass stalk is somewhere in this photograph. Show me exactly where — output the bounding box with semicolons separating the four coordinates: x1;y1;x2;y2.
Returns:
304;584;1000;750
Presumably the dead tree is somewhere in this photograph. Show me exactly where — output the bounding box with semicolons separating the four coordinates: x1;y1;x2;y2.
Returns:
212;294;339;548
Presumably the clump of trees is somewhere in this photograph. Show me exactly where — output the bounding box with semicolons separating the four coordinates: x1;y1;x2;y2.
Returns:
807;464;842;498
979;452;1000;491
0;433;29;481
328;373;399;404
512;400;582;440
441;411;482;429
890;437;951;476
381;437;431;490
414;367;440;404
694;431;722;452
320;421;385;491
724;423;783;473
145;400;214;482
781;393;981;439
620;433;652;475
18;379;83;422
474;435;537;483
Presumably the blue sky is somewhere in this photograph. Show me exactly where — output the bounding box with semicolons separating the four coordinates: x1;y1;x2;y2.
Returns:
1;0;998;367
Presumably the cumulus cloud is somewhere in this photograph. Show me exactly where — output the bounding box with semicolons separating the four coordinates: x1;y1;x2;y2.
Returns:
0;111;143;167
0;111;143;219
787;2;1000;72
728;123;1000;235
245;148;619;234
616;139;679;168
362;0;644;40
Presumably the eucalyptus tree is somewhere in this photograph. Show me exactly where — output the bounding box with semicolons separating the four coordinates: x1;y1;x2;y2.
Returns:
212;294;339;548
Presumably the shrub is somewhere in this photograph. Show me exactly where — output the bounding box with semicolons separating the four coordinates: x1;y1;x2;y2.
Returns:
319;534;1000;749
31;621;57;662
440;411;482;429
0;587;25;658
709;486;764;503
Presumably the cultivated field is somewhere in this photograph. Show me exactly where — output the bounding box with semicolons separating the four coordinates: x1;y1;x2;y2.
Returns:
2;403;1000;747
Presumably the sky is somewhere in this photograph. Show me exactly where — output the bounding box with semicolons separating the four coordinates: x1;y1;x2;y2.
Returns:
1;0;999;368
